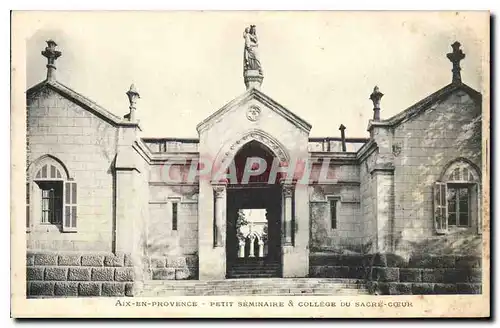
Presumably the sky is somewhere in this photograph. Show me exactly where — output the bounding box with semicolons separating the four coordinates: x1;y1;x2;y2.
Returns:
21;11;488;138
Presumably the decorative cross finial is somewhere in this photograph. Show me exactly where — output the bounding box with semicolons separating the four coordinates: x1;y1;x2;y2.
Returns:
41;40;62;81
446;41;465;84
370;86;384;121
125;84;140;122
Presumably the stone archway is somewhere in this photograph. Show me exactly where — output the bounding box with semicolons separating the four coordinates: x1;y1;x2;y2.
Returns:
224;139;284;278
200;127;308;280
213;129;290;177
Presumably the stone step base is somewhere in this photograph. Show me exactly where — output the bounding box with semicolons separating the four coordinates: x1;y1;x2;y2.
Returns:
227;263;281;278
228;273;278;278
229;263;280;268
139;278;369;296
229;267;280;272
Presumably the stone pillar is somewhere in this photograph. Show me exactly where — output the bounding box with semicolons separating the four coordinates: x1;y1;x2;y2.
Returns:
212;183;227;247
258;241;264;258
371;167;395;252
198;179;226;280
115;169;140;253
238;240;245;258
339;124;346;152
249;236;255;258
114;135;148;294
282;183;294;246
114;128;144;255
280;180;310;278
367;121;396;254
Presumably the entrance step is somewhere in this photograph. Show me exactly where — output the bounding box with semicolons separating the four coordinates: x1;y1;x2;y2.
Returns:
139;278;370;296
227;259;281;278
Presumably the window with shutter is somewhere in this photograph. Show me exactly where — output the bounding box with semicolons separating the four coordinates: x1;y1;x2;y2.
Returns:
36;181;63;225
434;182;448;234
31;155;76;232
438;158;481;235
63;181;78;232
447;186;470;227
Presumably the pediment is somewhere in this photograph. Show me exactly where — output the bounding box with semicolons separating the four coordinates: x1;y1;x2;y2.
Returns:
196;88;312;134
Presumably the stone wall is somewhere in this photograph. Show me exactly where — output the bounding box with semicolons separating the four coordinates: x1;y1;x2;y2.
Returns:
391;90;481;253
309;183;363;252
147;255;198;280
147;184;199;258
146;180;199;280
308;163;364;252
309;253;481;295
27;87;119;251
359;149;377;251
26;251;134;298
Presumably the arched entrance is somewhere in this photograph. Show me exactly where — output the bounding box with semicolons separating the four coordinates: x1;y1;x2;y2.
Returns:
225;140;282;278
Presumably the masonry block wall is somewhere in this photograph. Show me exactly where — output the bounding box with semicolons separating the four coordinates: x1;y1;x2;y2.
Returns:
26;251;134;298
27;87;118;251
359;149;377;251
309;253;481;295
135;149;153;282
309;163;363;252
391;90;482;255
147;165;199;279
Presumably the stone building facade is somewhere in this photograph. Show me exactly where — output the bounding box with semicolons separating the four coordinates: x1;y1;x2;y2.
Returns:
25;37;483;297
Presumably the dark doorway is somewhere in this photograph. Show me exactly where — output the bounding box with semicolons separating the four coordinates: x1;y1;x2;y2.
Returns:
225;141;282;278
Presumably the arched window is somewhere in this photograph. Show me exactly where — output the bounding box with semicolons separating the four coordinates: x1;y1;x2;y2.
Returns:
434;159;481;235
27;156;77;233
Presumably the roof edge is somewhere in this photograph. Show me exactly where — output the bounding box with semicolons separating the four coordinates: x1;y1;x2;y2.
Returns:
368;82;482;131
196;87;312;134
27;79;141;129
195;88;253;133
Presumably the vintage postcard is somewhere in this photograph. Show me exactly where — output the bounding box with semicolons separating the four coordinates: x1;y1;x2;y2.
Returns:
11;11;490;318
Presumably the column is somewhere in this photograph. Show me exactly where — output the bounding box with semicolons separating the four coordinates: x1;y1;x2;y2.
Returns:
212;184;226;247
114;143;148;293
282;183;294;245
198;180;226;280
371;167;395;253
115;170;139;253
238;240;245;258
249;236;255;258
281;178;310;278
258;241;264;258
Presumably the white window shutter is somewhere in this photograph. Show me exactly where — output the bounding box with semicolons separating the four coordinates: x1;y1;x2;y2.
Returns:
434;182;448;234
63;181;77;232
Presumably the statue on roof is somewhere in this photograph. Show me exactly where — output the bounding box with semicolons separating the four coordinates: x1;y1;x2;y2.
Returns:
243;25;263;75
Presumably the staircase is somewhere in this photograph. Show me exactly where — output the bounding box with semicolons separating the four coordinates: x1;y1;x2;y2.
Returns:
139;278;370;296
227;258;280;278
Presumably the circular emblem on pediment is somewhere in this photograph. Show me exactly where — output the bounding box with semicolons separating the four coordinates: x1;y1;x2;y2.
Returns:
246;106;261;122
